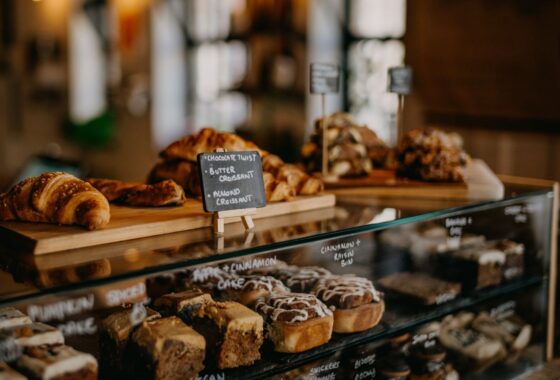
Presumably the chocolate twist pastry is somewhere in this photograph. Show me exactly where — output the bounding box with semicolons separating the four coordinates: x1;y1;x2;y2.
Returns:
87;178;186;207
254;293;332;324
312;275;381;309
0;172;110;230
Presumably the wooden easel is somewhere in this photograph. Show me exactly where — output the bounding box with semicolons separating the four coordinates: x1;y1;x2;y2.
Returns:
212;148;256;236
213;207;256;236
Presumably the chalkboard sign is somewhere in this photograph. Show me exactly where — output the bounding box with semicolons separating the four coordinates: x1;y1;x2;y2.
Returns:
388;66;412;95
198;151;266;213
310;63;340;94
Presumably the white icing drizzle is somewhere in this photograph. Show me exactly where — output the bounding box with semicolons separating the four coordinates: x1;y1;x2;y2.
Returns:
255;293;331;324
243;276;289;293
283;266;332;290
313;275;380;305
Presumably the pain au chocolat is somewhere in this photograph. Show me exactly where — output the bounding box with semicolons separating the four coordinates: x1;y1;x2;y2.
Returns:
253;293;333;353
312;275;384;333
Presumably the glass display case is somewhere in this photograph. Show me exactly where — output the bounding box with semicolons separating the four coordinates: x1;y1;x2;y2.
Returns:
0;178;556;380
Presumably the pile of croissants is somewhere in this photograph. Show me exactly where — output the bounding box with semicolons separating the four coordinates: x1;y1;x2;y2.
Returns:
0;128;324;230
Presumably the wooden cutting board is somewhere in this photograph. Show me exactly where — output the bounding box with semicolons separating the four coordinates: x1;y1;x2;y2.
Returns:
0;194;335;255
325;159;504;200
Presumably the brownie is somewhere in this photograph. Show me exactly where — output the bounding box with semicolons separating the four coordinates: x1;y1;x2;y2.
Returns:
378;272;461;305
435;248;505;290
0;362;26;380
99;305;160;375
490;240;525;281
16;345;97;380
129;316;205;380
0;309;31;330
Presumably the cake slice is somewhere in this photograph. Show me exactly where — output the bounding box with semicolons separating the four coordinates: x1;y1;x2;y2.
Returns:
16;345;97;380
471;312;532;355
491;240;525;281
312;275;384;333
129;316;205;380
154;290;263;369
202;301;263;368
3;323;64;348
0;308;31;330
0;362;26;380
378;272;461;305
439;313;506;372
436;247;505;290
253;293;333;353
99;305;160;374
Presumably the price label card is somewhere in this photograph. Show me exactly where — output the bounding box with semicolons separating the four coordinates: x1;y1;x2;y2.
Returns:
310;63;340;94
388;66;412;95
198;151;266;213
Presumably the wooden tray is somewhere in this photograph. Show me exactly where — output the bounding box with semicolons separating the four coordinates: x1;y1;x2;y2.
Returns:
325;159;504;200
0;194;336;255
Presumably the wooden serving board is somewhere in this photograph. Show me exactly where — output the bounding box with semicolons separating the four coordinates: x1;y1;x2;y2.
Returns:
0;194;335;255
326;159;504;200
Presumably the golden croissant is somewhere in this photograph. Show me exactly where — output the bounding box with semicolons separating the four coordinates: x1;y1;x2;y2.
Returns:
0;172;110;230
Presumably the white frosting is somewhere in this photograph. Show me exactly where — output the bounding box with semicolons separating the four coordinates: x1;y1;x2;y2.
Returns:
313;275;381;306
453;248;505;265
255;293;332;324
0;308;31;329
9;323;64;347
17;345;97;380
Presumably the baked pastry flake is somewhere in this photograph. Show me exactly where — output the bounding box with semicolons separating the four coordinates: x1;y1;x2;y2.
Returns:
0;172;110;230
87;178;186;207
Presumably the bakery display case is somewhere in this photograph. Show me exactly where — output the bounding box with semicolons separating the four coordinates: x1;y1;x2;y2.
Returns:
0;178;556;379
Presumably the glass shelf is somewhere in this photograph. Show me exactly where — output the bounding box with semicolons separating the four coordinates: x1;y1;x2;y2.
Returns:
0;181;554;306
201;276;544;379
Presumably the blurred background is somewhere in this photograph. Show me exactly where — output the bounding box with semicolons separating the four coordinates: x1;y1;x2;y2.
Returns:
0;0;559;188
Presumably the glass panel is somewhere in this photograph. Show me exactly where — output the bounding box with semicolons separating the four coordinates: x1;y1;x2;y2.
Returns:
1;189;551;379
0;187;553;304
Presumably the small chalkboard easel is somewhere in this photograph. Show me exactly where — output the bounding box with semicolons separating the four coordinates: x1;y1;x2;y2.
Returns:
198;148;266;238
211;148;255;236
310;63;340;179
388;66;412;143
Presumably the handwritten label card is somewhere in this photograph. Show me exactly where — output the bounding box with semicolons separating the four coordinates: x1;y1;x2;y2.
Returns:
310;63;340;94
198;151;266;213
388;66;412;95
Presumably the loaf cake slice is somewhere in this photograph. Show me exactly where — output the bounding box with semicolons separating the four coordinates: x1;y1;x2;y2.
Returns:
16;345;97;380
129;316;205;380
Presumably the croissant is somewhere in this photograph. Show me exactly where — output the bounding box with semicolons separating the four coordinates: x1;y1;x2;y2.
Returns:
87;178;186;207
0;172;110;230
263;155;324;195
263;172;295;202
147;160;202;197
160;127;267;162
